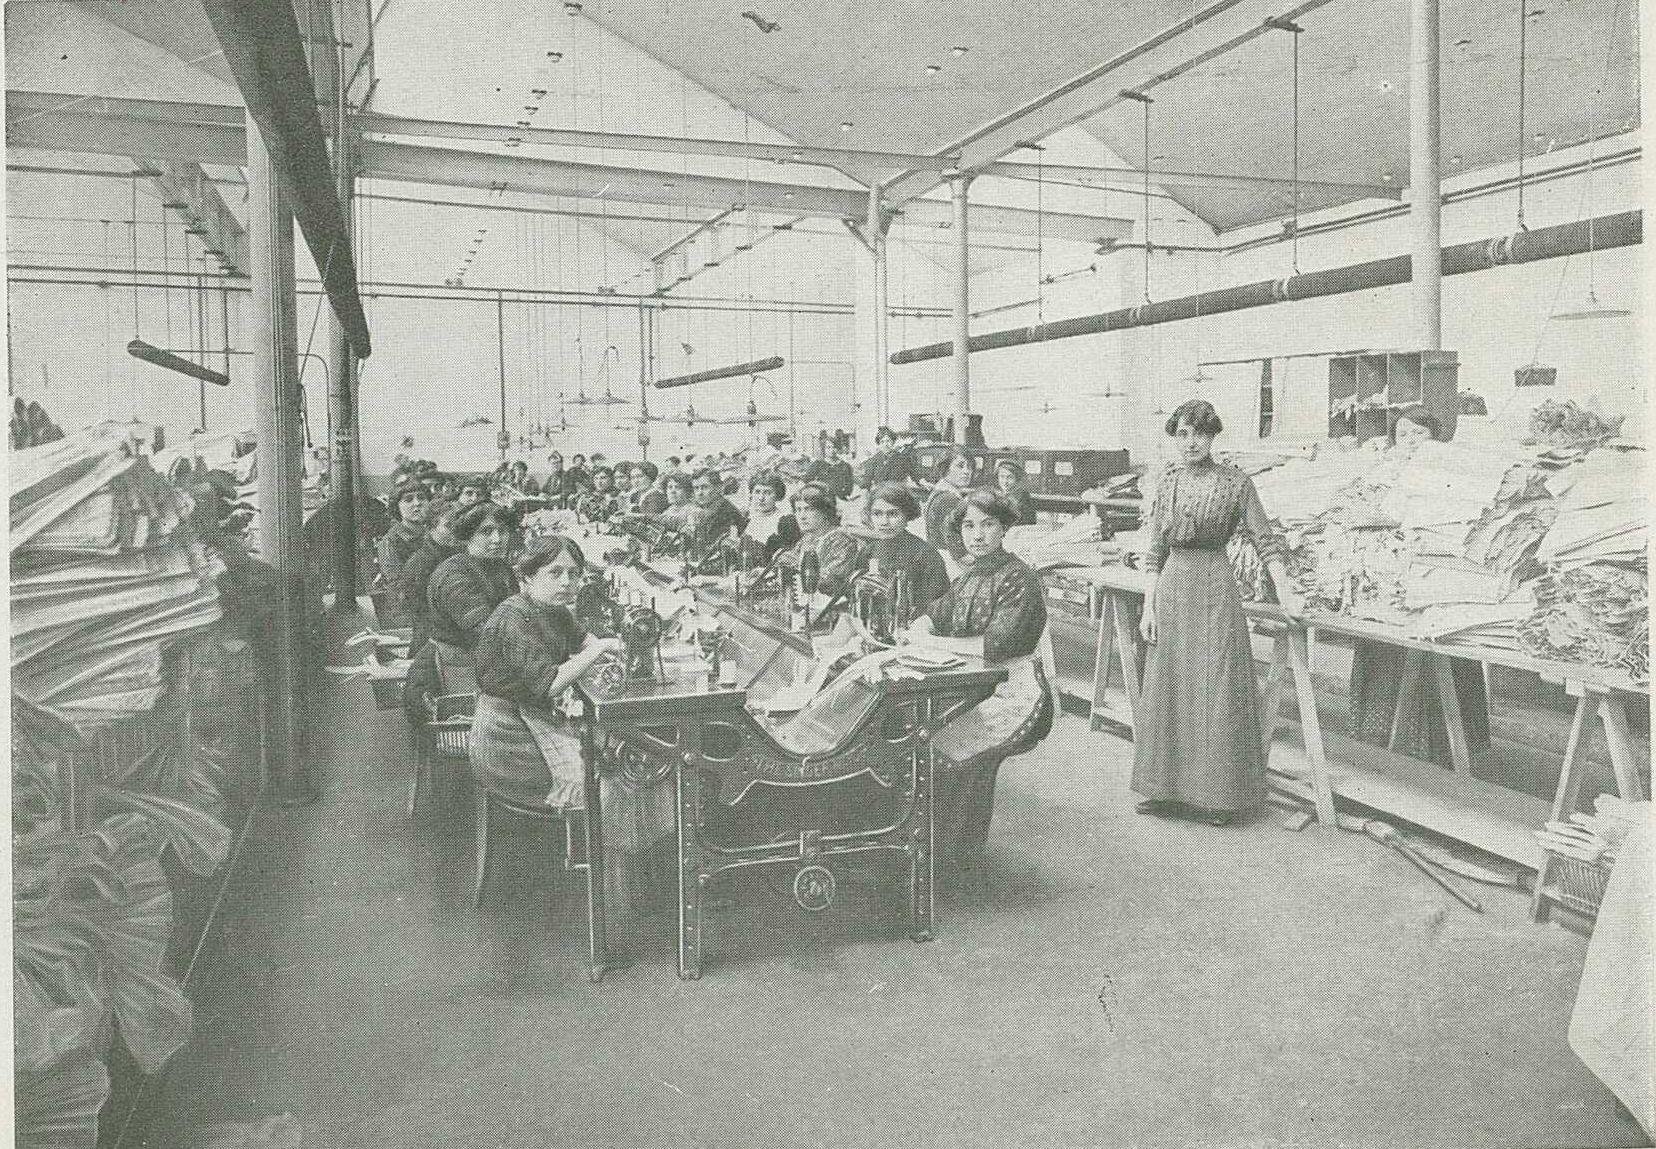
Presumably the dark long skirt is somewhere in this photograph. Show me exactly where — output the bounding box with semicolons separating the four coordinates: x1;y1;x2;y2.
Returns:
1348;643;1491;765
1130;547;1266;814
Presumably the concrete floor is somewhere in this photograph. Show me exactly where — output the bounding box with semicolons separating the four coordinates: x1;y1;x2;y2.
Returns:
135;619;1650;1149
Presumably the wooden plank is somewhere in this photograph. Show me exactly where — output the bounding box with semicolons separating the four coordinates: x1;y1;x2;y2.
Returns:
1433;653;1475;776
1531;695;1592;922
1271;732;1548;870
1090;594;1114;723
1260;634;1288;763
1286;629;1339;827
1597;694;1647;803
1111;592;1143;723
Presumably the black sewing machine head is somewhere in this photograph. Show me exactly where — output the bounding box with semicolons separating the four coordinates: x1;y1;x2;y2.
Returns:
573;573;616;635
572;572;666;683
851;567;910;645
613;513;687;560
618;604;665;682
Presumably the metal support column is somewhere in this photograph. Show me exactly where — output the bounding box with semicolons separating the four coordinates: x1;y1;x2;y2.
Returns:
1410;0;1442;349
948;172;972;432
868;184;892;429
248;113;316;806
327;3;360;609
496;290;508;461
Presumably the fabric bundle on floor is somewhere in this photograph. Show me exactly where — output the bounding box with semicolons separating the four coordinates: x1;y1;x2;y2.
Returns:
11;424;223;730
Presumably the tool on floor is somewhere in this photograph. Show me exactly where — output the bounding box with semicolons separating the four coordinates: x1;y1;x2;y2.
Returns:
1360;818;1484;913
1268;777;1483;912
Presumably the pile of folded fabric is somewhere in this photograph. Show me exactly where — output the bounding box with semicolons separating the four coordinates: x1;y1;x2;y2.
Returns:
1517;445;1648;681
11;424;223;731
1519;564;1648;682
1529;398;1625;451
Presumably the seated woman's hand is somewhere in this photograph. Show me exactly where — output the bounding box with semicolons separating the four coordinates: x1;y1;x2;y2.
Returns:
1275;585;1305;620
895;618;934;646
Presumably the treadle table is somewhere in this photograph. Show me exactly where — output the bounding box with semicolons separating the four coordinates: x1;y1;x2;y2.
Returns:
1072;564;1648;887
575;643;1005;980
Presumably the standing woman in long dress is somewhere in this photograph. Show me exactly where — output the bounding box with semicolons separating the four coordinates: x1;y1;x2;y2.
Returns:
1131;399;1302;825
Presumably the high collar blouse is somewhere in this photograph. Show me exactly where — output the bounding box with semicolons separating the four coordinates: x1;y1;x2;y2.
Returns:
1143;458;1284;575
924;547;1047;664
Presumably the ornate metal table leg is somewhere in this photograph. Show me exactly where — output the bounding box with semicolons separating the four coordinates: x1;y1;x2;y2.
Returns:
580;717;607;983
676;761;705;979
910;740;935;943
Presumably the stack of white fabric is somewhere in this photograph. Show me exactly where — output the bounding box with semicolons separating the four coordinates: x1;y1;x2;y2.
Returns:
11;424;222;731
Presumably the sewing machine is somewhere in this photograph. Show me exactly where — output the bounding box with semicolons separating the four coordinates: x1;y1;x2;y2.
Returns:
573;572;668;692
851;566;914;646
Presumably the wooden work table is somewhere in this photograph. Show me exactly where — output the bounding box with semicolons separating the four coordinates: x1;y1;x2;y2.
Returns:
1062;562;1647;899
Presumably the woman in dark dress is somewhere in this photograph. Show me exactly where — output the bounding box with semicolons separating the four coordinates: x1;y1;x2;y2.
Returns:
862;481;951;613
468;537;624;807
1347;406;1492;763
403;504;516;726
922;447;974;566
740;472;802;562
779;487;862;599
469;538;678;903
398;500;464;655
900;489;1053;870
1130;399;1302;826
994;459;1039;526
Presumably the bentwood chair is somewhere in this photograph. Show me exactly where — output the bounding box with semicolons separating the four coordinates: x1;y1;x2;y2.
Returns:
471;787;590;908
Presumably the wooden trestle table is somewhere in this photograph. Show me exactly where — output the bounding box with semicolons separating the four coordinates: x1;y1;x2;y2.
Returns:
1066;563;1647;917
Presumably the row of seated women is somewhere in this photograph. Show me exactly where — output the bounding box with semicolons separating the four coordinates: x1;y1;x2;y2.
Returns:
396;481;1053;876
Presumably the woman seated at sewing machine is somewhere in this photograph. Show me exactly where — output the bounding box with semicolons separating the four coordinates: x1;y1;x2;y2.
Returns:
741;472;801;562
657;472;699;534
899;488;1052;871
626;461;668;515
468;537;623;806
861;482;950;618
470;538;677;905
577;465;621;522
403;504;518;727
777;487;863;600
923;446;975;569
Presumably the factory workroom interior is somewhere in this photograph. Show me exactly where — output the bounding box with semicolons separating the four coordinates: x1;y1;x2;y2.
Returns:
5;0;1654;1145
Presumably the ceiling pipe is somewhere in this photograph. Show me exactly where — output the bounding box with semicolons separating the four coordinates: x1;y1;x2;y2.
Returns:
655;356;784;390
889;210;1641;365
126;338;231;387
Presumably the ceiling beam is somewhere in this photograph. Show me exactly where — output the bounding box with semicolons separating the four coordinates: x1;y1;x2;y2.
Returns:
880;0;1337;209
356;112;959;173
144;159;249;273
200;0;371;356
6;90;246;165
356;139;1133;242
650;207;739;264
978;161;1401;201
72;0;236;86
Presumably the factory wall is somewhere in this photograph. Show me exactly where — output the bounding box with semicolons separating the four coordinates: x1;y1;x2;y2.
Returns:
886;131;1644;473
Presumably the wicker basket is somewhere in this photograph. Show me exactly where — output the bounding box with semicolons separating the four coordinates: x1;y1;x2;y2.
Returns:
1539;850;1612;917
